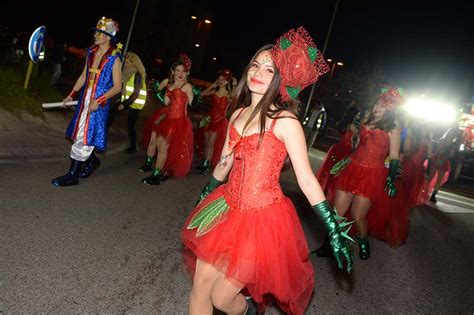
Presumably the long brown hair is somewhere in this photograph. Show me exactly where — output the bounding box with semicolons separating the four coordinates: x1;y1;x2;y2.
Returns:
229;44;299;142
364;102;397;131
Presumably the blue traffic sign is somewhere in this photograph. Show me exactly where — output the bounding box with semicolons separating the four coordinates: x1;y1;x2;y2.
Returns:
28;26;46;63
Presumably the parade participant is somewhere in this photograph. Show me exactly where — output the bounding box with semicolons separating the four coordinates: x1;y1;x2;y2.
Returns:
182;27;352;315
400;120;433;207
108;51;147;153
196;68;235;173
328;87;408;259
424;126;462;203
316;104;360;202
139;53;194;185
304;100;327;149
52;17;122;186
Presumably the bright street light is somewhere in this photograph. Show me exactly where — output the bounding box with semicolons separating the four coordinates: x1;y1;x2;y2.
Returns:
326;58;344;79
405;97;457;123
191;16;197;19
327;58;333;62
336;61;343;66
204;19;211;24
195;43;200;47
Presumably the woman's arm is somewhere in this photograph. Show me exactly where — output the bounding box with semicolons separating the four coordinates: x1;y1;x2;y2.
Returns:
211;109;242;181
275;113;325;205
201;81;217;97
183;83;194;105
388;125;401;160
158;78;169;90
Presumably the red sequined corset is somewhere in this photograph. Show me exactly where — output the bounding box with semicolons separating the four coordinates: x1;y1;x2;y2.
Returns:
351;126;389;167
340;130;353;148
209;94;229;122
166;87;188;119
224;124;287;212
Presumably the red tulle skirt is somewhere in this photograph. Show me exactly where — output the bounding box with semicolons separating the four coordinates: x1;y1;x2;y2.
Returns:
316;141;352;204
335;162;409;246
207;119;228;167
142;106;169;150
152;116;193;178
182;186;315;315
401;154;428;208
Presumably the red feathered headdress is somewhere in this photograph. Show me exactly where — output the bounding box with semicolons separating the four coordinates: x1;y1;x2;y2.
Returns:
271;26;329;101
179;52;192;72
218;68;233;81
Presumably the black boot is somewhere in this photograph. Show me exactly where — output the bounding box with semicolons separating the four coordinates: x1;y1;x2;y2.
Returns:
79;152;101;178
357;236;370;260
244;296;259;315
143;169;162;185
311;233;333;257
430;190;438;203
52;159;83;186
139;156;154;172
197;160;211;174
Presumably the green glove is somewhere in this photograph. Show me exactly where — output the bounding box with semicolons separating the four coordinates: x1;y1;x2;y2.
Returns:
385;159;400;198
195;176;224;206
312;200;354;273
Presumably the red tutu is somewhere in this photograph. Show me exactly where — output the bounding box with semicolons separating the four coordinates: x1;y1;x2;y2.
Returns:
182;114;314;315
316;131;352;203
335;127;409;246
142;106;169;150
153;116;193;178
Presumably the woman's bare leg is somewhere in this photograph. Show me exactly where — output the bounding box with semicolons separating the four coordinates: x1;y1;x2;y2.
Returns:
351;195;371;237
204;132;217;162
154;136;169;170
334;190;355;217
210;272;246;315
189;259;219;315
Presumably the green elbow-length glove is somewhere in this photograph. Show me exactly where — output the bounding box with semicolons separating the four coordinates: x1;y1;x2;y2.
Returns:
195;176;224;206
312;200;354;273
385;159;401;198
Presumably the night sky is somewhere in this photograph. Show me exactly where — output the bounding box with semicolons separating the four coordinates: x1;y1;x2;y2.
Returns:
3;0;474;104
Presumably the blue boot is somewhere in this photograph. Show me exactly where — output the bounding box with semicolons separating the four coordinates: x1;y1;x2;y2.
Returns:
52;159;83;186
79;152;100;178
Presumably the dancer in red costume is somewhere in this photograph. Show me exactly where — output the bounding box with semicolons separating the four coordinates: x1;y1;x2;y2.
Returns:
182;27;353;315
400;120;433;207
320;87;408;260
316;104;360;203
196;69;236;174
422;126;462;203
139;53;194;185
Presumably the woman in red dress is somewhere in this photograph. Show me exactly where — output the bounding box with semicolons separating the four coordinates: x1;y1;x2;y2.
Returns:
196;69;235;173
139;53;194;185
182;28;352;315
316;104;360;203
331;87;408;260
400;121;433;207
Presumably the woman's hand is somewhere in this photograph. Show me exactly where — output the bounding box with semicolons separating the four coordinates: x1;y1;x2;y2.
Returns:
89;99;99;113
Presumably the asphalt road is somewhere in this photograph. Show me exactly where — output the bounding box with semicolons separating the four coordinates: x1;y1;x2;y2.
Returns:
1;150;473;314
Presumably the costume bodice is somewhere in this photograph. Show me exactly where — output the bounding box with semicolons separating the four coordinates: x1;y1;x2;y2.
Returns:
224;113;287;211
340;130;353;148
209;94;229;122
351;126;389;167
166;87;188;119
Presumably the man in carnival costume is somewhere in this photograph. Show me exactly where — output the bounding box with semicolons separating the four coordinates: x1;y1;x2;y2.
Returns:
52;17;122;186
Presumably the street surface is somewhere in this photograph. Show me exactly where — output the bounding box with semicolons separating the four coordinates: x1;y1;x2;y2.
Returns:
1;142;473;313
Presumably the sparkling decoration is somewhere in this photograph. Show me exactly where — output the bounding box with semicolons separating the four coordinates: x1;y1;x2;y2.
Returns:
271;26;329;102
378;86;404;111
94;16;119;37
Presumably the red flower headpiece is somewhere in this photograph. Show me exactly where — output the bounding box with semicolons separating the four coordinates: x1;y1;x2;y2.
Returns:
179;52;192;72
218;68;233;81
271;26;329;102
378;86;404;111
